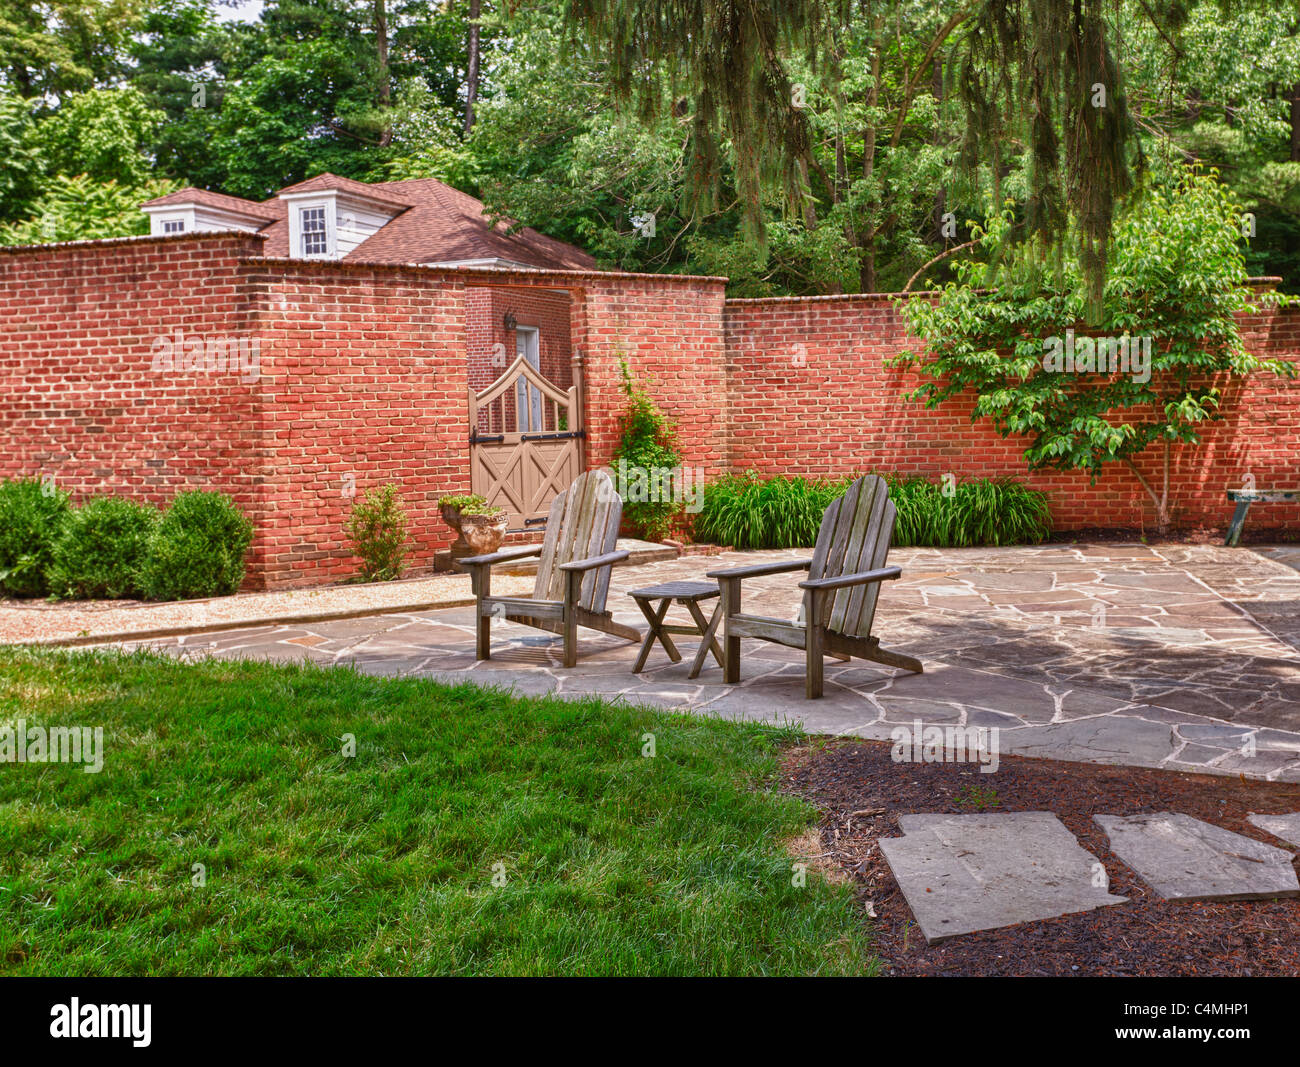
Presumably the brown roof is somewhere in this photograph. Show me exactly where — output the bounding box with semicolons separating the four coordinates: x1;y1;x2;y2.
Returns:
344;178;597;270
276;172;414;209
139;187;281;221
143;173;596;270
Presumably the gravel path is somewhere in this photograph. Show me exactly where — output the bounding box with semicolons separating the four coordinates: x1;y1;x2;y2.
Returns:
0;572;535;646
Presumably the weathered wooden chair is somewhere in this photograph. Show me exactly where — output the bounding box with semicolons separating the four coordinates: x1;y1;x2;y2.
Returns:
456;470;642;667
707;474;922;699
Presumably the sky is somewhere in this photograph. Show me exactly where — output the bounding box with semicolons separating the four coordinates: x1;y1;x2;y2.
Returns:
215;0;265;24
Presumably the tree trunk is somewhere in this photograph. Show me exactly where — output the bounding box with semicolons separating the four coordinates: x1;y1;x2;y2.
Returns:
464;0;482;135
1123;444;1171;535
859;12;884;292
373;0;392;145
1290;82;1300;162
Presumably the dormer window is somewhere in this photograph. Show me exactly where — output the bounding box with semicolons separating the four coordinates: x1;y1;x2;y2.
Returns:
299;206;329;257
161;219;185;234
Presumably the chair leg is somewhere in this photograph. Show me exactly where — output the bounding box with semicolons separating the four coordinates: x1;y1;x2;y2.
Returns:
863;641;923;674
562;570;581;668
805;631;825;699
804;589;825;699
719;577;741;683
471;566;491;661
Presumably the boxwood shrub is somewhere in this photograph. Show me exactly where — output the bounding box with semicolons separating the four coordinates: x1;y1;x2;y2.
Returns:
137;491;254;601
0;478;71;597
48;496;159;599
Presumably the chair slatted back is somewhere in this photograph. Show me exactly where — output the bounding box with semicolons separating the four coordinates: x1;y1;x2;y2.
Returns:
532;470;621;612
806;475;896;638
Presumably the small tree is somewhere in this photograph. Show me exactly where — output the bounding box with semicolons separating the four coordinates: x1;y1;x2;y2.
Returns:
347;483;409;581
895;164;1296;533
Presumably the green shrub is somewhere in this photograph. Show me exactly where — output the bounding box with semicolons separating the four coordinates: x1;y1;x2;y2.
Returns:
888;476;1051;547
48;496;159;599
694;472;849;549
347;483;409;581
0;478;71;597
612;360;683;541
437;493;487;510
695;472;1051;549
138;491;254;600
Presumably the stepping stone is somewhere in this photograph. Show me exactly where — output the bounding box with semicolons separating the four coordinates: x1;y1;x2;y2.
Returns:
1094;813;1300;902
879;812;1126;944
1247;813;1300;848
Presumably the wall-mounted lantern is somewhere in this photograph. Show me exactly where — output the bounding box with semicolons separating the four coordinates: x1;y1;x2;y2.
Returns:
503;310;517;331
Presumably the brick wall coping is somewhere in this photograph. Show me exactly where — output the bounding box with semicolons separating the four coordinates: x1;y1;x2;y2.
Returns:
0;231;729;287
726;289;935;305
0;230;267;257
724;277;1284;306
240;254;728;287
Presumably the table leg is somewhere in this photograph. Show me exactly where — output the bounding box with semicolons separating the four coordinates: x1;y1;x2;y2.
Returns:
686;598;725;679
1225;500;1251;547
632;597;679;673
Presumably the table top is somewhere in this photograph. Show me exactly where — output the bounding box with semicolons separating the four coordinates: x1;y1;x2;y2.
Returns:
1226;489;1298;502
627;580;721;601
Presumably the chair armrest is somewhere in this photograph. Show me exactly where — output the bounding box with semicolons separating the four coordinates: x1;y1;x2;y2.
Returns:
707;558;812;580
455;546;543;570
558;549;631;573
799;566;901;592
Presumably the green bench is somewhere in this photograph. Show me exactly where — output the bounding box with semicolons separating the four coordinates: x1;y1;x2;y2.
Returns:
1225;488;1299;546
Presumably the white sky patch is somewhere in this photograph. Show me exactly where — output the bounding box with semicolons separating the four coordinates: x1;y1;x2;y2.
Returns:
216;0;265;23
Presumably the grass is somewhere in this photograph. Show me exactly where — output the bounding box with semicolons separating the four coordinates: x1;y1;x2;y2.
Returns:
0;647;874;976
694;471;1051;550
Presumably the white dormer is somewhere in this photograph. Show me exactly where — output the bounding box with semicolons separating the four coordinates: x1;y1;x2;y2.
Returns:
279;189;401;260
141;202;268;237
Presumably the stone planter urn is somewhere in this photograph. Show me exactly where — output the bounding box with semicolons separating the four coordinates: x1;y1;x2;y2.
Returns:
440;498;508;559
459;511;509;555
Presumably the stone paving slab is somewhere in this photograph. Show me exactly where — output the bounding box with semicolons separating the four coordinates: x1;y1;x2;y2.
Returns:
1247;812;1300;847
1094;813;1300;902
879;812;1127;943
99;543;1300;781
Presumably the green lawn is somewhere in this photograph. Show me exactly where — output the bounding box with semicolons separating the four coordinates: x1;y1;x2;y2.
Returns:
0;647;875;976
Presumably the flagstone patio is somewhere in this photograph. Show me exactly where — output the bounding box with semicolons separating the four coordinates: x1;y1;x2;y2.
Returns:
118;542;1300;781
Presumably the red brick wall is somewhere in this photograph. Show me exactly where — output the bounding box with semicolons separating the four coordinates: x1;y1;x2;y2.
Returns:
722;293;1300;532
578;273;730;482
0;232;272;576
3;234;1294;593
246;258;470;587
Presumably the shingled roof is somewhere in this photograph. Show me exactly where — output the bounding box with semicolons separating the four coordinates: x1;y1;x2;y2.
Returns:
140;187;282;222
141;174;597;271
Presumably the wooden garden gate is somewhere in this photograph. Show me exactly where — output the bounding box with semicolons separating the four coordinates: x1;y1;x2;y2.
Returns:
468;354;585;529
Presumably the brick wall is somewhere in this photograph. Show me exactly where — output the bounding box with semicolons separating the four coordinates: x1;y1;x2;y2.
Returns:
246;257;469;587
722;292;1300;532
2;234;1295;592
0;232;272;576
577;273;730;482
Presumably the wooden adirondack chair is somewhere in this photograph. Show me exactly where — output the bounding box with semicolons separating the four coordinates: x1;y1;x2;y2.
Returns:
457;470;642;667
707;474;922;699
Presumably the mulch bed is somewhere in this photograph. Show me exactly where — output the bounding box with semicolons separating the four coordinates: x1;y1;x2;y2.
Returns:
780;738;1300;976
1047;526;1298;546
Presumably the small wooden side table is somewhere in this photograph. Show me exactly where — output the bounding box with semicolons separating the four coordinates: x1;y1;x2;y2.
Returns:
627;581;726;678
1225;488;1299;546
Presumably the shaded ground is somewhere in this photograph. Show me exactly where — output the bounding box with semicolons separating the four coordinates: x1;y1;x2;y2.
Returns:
780;737;1300;976
105;543;1300;781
